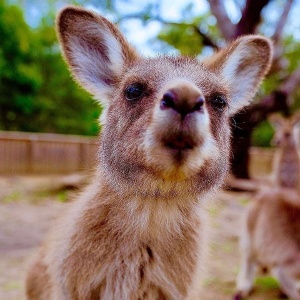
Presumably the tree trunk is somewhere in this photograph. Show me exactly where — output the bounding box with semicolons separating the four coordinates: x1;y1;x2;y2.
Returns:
230;114;253;179
230;91;290;178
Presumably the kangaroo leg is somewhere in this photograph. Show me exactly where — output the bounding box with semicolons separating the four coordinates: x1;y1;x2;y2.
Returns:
234;225;257;300
234;253;257;299
272;260;300;300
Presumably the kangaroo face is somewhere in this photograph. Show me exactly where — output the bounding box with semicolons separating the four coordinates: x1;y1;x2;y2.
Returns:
100;57;232;183
57;6;272;191
270;113;300;147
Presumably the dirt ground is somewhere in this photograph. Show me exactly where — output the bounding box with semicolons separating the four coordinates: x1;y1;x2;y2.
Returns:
0;174;287;300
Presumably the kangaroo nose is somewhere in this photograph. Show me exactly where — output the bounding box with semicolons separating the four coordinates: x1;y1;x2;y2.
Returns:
160;91;204;117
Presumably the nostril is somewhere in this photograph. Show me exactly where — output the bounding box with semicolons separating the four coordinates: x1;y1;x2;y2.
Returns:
161;92;176;110
193;97;205;112
160;92;204;116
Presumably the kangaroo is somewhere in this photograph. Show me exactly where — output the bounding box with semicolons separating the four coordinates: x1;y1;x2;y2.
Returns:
235;113;300;300
270;113;300;189
26;6;272;300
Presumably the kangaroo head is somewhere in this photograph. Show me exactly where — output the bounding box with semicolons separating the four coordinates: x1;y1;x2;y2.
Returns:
57;6;272;196
269;113;300;148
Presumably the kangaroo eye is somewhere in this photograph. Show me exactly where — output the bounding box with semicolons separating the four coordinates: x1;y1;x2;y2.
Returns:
211;94;227;111
125;83;145;101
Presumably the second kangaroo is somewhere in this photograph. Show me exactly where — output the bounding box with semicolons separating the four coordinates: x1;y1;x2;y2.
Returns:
235;113;300;300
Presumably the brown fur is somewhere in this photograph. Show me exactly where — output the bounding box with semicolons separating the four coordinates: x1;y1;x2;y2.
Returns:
235;188;300;300
26;6;272;300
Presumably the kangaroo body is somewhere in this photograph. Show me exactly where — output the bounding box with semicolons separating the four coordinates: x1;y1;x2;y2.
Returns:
235;114;300;300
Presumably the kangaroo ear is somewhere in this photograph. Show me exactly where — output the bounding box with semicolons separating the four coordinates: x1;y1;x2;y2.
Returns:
56;6;139;105
205;35;273;115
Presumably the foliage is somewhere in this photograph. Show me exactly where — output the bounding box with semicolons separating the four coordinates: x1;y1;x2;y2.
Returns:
252;120;274;147
158;13;221;56
31;21;100;135
0;0;41;131
0;0;100;135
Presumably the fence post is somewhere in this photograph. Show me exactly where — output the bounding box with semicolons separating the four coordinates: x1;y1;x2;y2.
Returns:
27;139;33;173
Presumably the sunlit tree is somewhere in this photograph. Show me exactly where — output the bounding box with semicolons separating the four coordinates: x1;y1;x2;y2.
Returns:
0;0;100;135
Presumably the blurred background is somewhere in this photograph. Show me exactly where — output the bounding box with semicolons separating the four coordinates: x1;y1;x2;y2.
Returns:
1;1;300;299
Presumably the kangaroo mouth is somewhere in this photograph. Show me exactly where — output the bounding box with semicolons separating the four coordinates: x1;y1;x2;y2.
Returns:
163;134;197;151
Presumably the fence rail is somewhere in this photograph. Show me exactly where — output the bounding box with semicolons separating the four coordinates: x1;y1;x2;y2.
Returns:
0;131;276;175
0;131;98;174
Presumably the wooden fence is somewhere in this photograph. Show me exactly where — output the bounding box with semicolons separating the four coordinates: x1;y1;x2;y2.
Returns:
249;147;274;178
0;131;98;174
0;130;276;176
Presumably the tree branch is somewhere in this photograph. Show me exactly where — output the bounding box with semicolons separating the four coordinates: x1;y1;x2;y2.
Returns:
118;14;219;50
117;13;151;23
234;0;271;37
279;65;300;104
269;0;294;75
206;0;235;40
192;25;219;49
272;0;294;44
